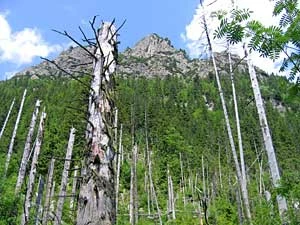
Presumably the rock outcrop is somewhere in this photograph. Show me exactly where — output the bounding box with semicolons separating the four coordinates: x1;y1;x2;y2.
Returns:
15;33;257;79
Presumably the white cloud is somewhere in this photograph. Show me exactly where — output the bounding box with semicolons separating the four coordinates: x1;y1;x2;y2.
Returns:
0;12;63;65
181;0;285;75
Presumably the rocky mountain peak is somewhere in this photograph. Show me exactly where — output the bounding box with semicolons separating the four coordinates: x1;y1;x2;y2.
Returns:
14;33;254;79
124;33;176;58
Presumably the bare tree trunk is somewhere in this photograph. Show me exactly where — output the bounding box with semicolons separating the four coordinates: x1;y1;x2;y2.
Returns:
42;158;55;225
130;144;138;225
167;166;175;220
115;124;122;217
16;99;41;193
0;98;15;141
236;187;243;225
70;166;79;210
21;110;46;225
144;109;152;217
54;127;76;225
218;146;223;189
148;148;162;225
180;152;186;207
202;155;206;198
201;8;252;221
5;89;27;175
35;175;45;225
50;181;56;214
228;47;247;185
76;22;118;225
243;45;288;219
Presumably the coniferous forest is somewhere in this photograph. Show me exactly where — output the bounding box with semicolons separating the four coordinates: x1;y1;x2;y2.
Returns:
0;70;299;224
0;2;300;223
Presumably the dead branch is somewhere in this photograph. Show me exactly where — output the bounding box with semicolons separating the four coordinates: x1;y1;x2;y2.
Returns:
52;29;97;60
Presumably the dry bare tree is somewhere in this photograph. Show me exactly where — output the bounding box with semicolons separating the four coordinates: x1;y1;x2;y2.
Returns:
5;89;27;175
16;99;41;193
21;110;46;225
0;98;15;141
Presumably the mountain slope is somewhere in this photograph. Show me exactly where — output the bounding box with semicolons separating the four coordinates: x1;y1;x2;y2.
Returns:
15;33;254;79
0;34;299;224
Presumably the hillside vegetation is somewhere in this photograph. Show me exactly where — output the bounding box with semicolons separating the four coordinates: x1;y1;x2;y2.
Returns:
0;68;299;224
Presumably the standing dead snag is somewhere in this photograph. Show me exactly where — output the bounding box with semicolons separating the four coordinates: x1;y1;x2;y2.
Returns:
243;45;288;219
130;144;138;225
0;98;15;141
76;21;118;225
42;158;56;225
5;89;27;175
21;110;47;225
16;99;41;193
54;127;76;225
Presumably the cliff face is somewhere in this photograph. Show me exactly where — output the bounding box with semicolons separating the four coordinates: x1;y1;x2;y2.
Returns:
15;33;252;78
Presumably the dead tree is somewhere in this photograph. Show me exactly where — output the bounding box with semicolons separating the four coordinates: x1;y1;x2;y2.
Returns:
16;99;41;193
148;147;162;225
21;110;46;225
70;165;79;210
201;3;252;221
54;127;76;225
115;124;123;216
167;166;175;220
76;21;118;225
243;45;288;220
180;152;186;207
0;98;15;141
42;158;56;225
34;175;45;225
5;89;27;175
130;144;138;225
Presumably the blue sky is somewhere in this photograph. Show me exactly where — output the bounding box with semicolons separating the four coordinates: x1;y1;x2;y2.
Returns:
0;0;199;80
0;0;291;80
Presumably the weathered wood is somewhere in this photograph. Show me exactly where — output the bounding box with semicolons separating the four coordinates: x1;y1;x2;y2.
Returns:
148;147;162;225
0;98;15;141
16;99;41;193
115;124;122;216
179;152;186;207
228;47;247;188
201;6;252;221
70;165;79;210
5;89;27;175
76;22;118;225
42;158;55;225
130;144;138;225
167;166;175;220
34;175;45;225
21;110;46;225
54;127;76;225
244;45;288;219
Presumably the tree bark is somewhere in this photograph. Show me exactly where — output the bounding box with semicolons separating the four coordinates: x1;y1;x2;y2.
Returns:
228;47;247;185
201;8;252;221
76;22;117;225
0;98;15;141
167;166;175;220
70;165;79;210
16;99;41;193
130;144;138;225
54;127;76;225
115;124;122;217
180;152;186;207
21;110;46;225
243;45;288;219
42;158;56;225
148;148;162;225
5;89;27;175
34;175;45;225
